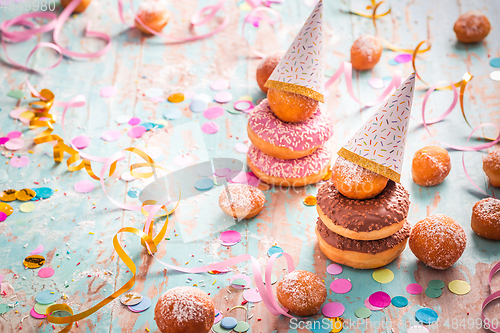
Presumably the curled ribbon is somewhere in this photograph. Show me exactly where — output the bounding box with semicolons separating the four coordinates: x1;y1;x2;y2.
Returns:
242;2;281;58
482;262;500;332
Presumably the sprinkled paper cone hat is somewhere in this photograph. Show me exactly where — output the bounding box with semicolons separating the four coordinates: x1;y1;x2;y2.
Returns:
337;72;416;183
264;0;324;103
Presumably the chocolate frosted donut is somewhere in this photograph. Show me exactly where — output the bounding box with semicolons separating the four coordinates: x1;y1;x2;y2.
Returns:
316;180;409;240
315;218;410;269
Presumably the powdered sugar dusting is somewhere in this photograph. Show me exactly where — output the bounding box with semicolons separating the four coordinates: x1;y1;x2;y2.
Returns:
156;287;212;324
277;270;326;312
473;198;500;224
352;35;381;62
483;149;500;169
334;156;379;187
219;184;265;212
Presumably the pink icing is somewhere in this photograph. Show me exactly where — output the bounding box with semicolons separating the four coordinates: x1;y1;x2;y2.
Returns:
248;99;333;152
247;145;331;179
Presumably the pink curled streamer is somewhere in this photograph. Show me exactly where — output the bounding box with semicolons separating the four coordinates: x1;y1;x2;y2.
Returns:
242;5;281;58
482;262;500;332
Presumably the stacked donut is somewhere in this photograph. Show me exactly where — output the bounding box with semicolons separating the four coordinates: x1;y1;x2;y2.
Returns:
246;98;333;187
314;157;411;269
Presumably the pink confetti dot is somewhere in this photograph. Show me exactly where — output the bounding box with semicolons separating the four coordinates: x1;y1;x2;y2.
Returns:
220;230;241;244
203;106;224;119
406;283;423;295
0;137;9;145
322;301;345;318
201;121;220;134
30;307;47;319
101;130;121;142
227;171;249;183
173;154;193;167
9;108;28;120
210;79;229;91
368;291;391;308
243;288;262;303
214;309;223;324
327;263;343;275
0;212;7;222
234;100;253;112
74;180;95;193
395;53;412;63
330;279;352;294
214;168;231;177
100;86;118;97
229;274;251;289
214;91;233;103
365;297;383;311
38;267;54;278
4;138;24;151
127;126;147;138
128;117;141;125
30;245;44;255
9;156;29;168
368;78;384;89
234;143;249;154
71;135;91;149
7;131;21;139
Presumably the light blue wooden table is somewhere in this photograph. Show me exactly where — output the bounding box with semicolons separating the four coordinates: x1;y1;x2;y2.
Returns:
1;0;499;332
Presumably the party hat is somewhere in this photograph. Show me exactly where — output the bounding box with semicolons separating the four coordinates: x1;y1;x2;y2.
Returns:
337;72;416;183
264;0;324;103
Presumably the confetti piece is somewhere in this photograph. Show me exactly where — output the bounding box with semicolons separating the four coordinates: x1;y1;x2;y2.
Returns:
30;307;46;319
321;301;345;317
220;230;241;244
425;287;442;298
194;179;214;191
36;290;58;304
34;187;54;199
407;325;430;333
212;322;232;333
128;296;151;312
16;188;36;201
368;291;391;308
173;154;193;167
213;309;223;324
7;90;24;99
34;302;55;315
168;93;185;103
190;100;208;113
201;121;220;134
100;86;118;97
127;188;142;198
448;280;471;295
204;106;225;119
115;115;131;124
120;172;136;182
24;255;45;268
234;143;249;154
214;168;231;177
395;53;412;63
490;71;500;81
163;108;183;120
145;87;164;98
99;129;121;142
128;117;141;126
0;189;17;202
127;126;147;138
326;263;343;275
368;77;384;89
267;245;283;257
391;296;408;308
489;58;500;68
428;279;445;289
354;307;372;319
71;135;91;149
303;196;317;206
243;288;262;303
210;79;229;91
215;91;233;103
330;279;352;294
388;58;399;66
38;267;55;278
74;180;95;193
233;321;250;332
30;245;44;255
0;137;8;145
10;156;30;168
364;296;383;311
5;138;24;150
120;292;143;306
372;268;394;283
230;274;251;289
406;283;423;295
233;101;253;112
0;212;7;222
7;131;22;139
220;317;238;329
415;308;438;325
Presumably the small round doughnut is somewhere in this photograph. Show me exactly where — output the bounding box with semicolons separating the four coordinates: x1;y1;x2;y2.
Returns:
411;146;451;187
219;184;265;220
276;270;326;316
247;145;331;187
256;52;284;93
316;218;410;269
454;11;491;44
350;35;383;71
332;156;389;200
267;88;319;123
248;99;333;160
483;149;500;187
409;214;467;270
60;0;92;13
154;287;214;333
471;198;500;240
134;1;171;35
316;179;410;241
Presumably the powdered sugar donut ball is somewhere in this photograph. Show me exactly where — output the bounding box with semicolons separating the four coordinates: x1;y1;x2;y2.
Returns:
409;214;467;270
483;149;500;187
154;287;215;333
276;270;326;316
60;0;92;13
412;146;451;187
454;11;490;44
471;198;500;240
256;51;284;93
350;35;383;71
219;184;265;220
134;0;171;35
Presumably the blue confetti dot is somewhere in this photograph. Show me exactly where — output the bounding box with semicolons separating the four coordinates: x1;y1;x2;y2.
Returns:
194;179;214;191
139;123;154;131
36;290;58;305
128;296;151;312
415;308;438;324
382;75;393;81
220;317;238;330
388;58;399;66
490;58;500;68
190;100;208;113
150;123;164;129
267;246;283;258
34;187;54;199
391;296;408;308
163;108;183;120
127;188;142;198
310;318;333;333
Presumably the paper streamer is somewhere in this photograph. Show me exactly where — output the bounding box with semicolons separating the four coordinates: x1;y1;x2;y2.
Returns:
482;261;500;332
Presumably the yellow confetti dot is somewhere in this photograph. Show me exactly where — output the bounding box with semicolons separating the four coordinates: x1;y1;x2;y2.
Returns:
19;110;35;120
89;232;94;235
329;317;344;332
0;202;14;216
372;268;394;284
303;196;317;206
0;189;17;202
322;169;332;181
20;202;36;213
15;188;36;201
238;95;253;102
448;280;471;295
168;93;185;103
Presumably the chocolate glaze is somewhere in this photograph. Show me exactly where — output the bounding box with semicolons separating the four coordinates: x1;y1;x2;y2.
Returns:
316;180;410;232
316;218;410;254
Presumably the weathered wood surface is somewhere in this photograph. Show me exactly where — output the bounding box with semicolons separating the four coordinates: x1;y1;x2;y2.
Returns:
0;0;499;332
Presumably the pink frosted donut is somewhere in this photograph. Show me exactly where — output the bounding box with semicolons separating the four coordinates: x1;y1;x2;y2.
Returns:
248;99;333;160
247;145;331;187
